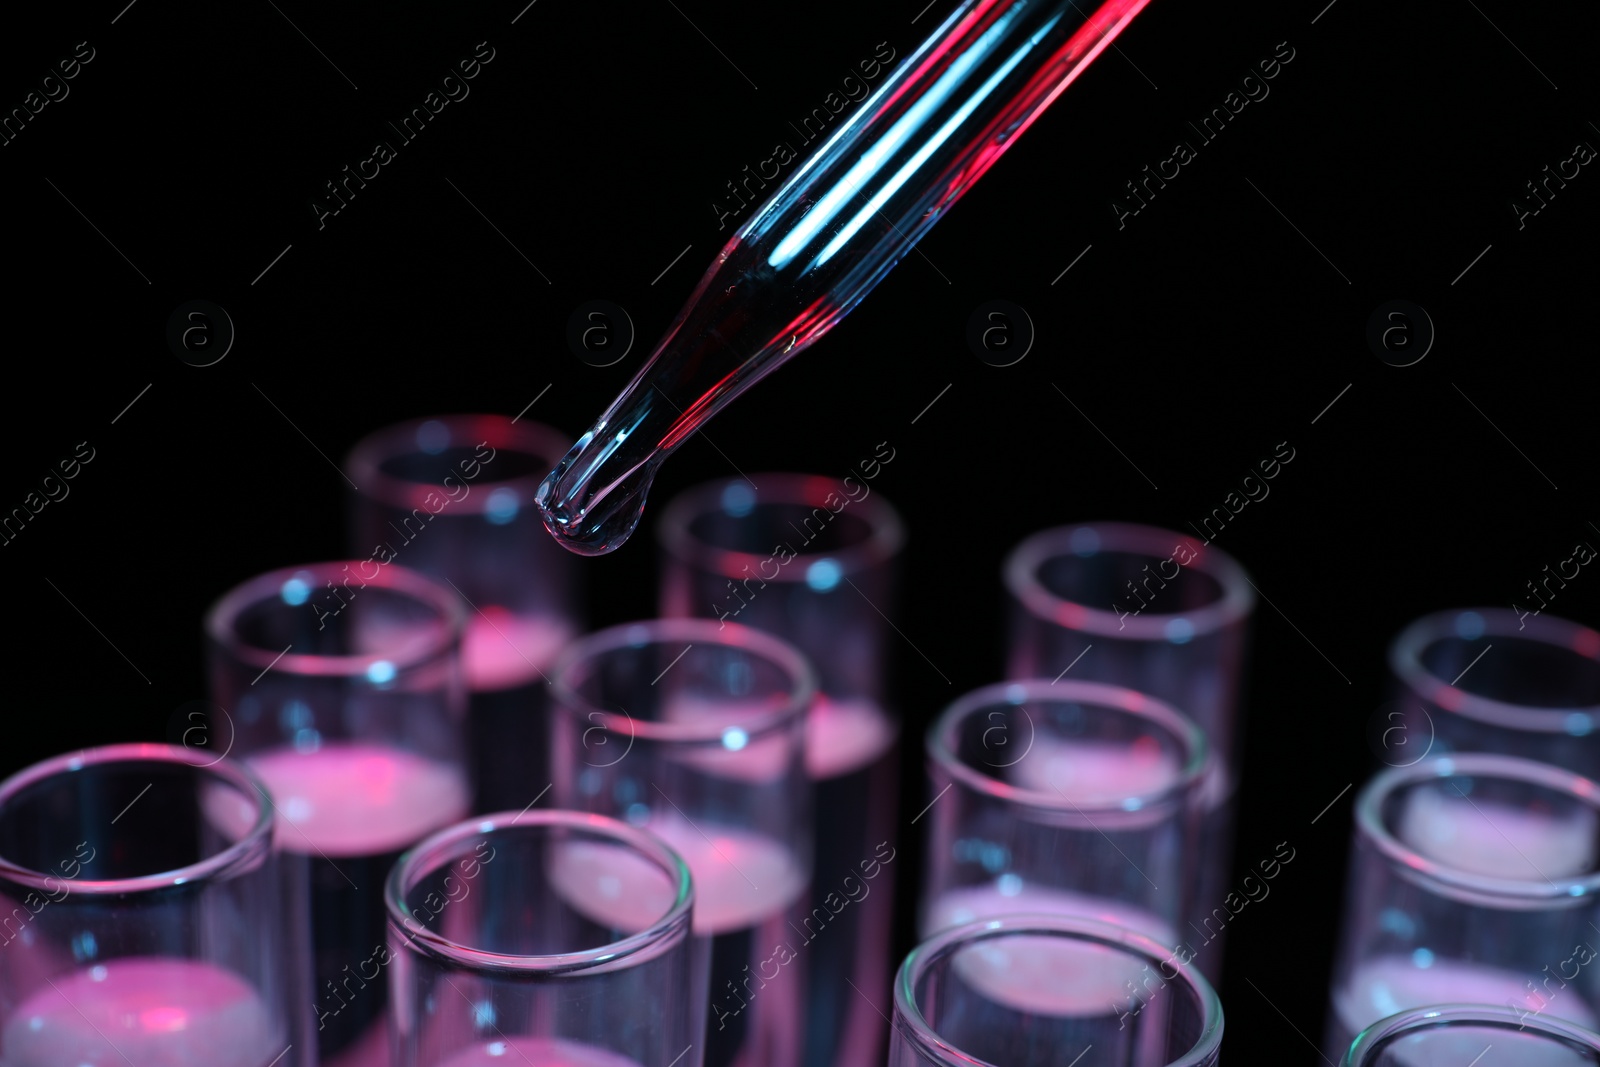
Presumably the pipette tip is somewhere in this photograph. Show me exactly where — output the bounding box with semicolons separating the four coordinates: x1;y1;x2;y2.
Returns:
534;448;652;557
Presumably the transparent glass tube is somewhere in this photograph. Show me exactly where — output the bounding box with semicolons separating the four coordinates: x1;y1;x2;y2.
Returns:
1324;755;1600;1062
888;915;1223;1067
656;473;904;1067
1387;608;1600;776
536;0;1153;556
920;680;1206;956
1344;1004;1600;1067
0;744;310;1067
548;619;815;1067
346;414;581;813
385;809;700;1067
206;560;470;1067
1004;522;1252;981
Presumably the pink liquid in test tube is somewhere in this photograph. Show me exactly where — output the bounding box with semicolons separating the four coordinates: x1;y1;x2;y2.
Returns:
658;696;795;787
234;742;471;855
1;957;279;1067
461;612;573;693
1007;736;1181;801
926;884;1176;1016
1333;957;1598;1067
640;811;808;937
1336;955;1597;1033
924;733;1184;956
546;840;682;933
547;812;807;1067
203;743;472;1067
1323;791;1600;1058
1326;757;1600;1062
922;708;1193;1017
805;696;896;781
548;620;812;1067
1397;789;1598;880
325;1019;390;1067
203;742;471;1067
384;811;698;1067
950;933;1161;1019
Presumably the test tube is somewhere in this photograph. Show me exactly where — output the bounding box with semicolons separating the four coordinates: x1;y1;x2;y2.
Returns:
206;560;469;1066
888;915;1223;1067
346;414;581;813
1004;522;1252;979
548;619;814;1067
385;809;701;1067
656;473;903;1067
1324;754;1600;1061
1387;608;1600;776
920;680;1207;956
0;744;309;1067
1344;1005;1600;1067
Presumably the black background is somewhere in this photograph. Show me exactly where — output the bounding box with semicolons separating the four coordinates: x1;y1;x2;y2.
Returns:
3;0;1599;1062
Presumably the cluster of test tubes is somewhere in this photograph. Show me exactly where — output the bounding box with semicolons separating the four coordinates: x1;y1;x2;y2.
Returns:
1;412;1598;1067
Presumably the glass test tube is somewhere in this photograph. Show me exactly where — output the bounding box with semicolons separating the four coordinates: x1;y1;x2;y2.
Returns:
920;680;1206;953
1325;754;1600;1060
386;809;701;1067
888;915;1223;1067
1004;522;1252;980
656;473;904;1067
1344;1004;1600;1067
346;414;581;813
1387;608;1600;776
0;744;310;1067
549;619;814;1067
206;560;469;1066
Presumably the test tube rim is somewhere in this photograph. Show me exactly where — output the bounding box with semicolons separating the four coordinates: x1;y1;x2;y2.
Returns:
1004;521;1255;642
655;471;906;581
1389;607;1600;734
892;912;1224;1067
1356;752;1600;904
549;617;818;744
345;412;573;516
385;807;695;976
205;559;467;676
0;742;274;897
925;677;1208;817
1342;1002;1600;1065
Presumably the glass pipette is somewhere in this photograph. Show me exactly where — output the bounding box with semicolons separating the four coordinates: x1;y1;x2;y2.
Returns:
537;0;1153;555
